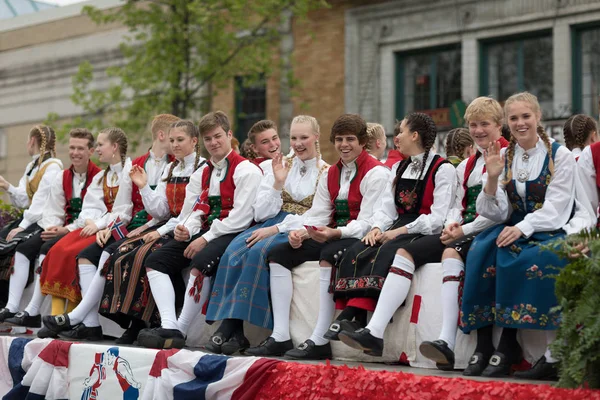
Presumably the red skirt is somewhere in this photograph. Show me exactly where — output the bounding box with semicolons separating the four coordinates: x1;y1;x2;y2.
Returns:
40;229;96;302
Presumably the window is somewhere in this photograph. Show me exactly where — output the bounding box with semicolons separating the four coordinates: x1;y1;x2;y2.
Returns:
395;46;462;129
481;33;553;116
234;76;267;141
573;25;600;117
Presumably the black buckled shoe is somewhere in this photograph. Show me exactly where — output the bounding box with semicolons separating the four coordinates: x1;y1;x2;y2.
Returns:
245;337;293;357
513;356;559;381
463;352;491;376
37;326;58;339
481;351;522;377
203;332;226;354
419;340;455;371
338;328;383;357
0;308;16;323
221;331;250;356
137;327;186;349
58;324;103;341
115;328;139;345
284;339;332;360
5;311;41;328
42;313;73;333
324;320;363;341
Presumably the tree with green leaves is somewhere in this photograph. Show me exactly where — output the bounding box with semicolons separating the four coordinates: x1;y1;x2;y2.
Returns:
49;0;326;145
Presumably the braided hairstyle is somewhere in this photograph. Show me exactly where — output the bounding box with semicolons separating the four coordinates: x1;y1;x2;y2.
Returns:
291;115;322;167
503;91;554;184
366;122;386;158
393;112;437;189
445;128;473;160
563;114;597;150
99;127;128;185
163;120;201;182
29;125;57;166
240;139;258;160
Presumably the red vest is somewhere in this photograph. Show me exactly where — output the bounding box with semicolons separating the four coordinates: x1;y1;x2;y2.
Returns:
251;157;267;166
199;151;247;227
327;150;383;226
62;161;102;224
461;136;509;217
131;153;151;219
384;150;404;168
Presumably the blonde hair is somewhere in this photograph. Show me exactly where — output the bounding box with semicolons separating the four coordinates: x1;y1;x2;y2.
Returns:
365;122;386;151
290;115;322;167
464;97;504;126
163;120;202;182
151;114;180;140
99;127;128;185
29;125;57;161
503;91;553;184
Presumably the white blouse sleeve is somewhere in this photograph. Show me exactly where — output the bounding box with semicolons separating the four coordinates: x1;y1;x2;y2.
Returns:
253;170;282;223
370;162;399;232
339;166;391;239
78;172;109;229
575;146;598;221
475;149;511;223
40;173;67;230
19;161;63;229
514;147;576;238
97;161;134;230
405;162;456;235
139;166;170;221
564;199;595;235
7;163;32;209
445;159;467;226
200;161;263;243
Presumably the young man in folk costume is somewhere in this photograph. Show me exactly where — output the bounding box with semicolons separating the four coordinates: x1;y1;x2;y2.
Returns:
245;114;390;359
246;119;282;168
334;113;456;357
0;125;63;320
42;115;177;341
415;97;509;371
3;129;100;328
136;111;263;349
204;115;329;355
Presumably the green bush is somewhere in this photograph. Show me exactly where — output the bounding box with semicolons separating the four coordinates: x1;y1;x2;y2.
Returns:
0;198;23;229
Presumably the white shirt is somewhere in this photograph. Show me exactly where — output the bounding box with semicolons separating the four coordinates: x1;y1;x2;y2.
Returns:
573;145;600;224
183;152;263;242
144;150;170;188
82;159;132;230
7;155;63;230
371;151;456;235
445;154;499;236
477;139;582;237
41;168;96;231
141;153;206;230
299;160;390;239
255;156;329;233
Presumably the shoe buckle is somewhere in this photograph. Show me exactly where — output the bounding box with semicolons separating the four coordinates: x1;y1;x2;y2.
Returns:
55;315;66;325
469;354;479;365
212;336;223;346
329;323;341;333
489;355;501;366
297;342;309;351
15;312;24;318
356;328;365;333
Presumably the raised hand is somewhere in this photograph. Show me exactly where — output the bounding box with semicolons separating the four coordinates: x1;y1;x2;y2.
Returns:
484;140;505;180
129;165;148;189
272;152;290;190
0;176;9;190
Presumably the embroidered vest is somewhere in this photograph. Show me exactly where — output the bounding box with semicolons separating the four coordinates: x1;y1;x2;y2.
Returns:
102;172;120;213
200;152;247;229
62;161;102;224
281;163;329;215
327;150;383;227
25;157;60;201
394;155;448;216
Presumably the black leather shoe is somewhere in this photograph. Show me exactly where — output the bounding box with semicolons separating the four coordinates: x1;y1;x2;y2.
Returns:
0;308;16;323
221;331;250;355
338;328;383;357
324;320;363;341
5;311;41;328
419;340;455;371
245;337;293;357
203;332;226;354
481;351;522;377
137;327;186;349
115;328;139;345
58;324;103;341
37;326;58;339
463;352;491;376
284;339;332;360
42;313;73;333
513;356;559;381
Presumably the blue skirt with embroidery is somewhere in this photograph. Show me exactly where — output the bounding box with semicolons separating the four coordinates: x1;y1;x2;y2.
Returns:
460;224;566;333
205;211;291;329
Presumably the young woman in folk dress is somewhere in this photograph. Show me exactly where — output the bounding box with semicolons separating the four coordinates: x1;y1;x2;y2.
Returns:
204;115;329;355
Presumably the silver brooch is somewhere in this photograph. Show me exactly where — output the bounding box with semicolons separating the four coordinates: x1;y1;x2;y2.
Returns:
522;153;530;162
344;170;352;181
517;169;529;183
300;166;307;176
409;159;422;174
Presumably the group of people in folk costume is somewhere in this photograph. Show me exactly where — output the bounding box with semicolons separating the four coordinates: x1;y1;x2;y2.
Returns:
0;91;598;381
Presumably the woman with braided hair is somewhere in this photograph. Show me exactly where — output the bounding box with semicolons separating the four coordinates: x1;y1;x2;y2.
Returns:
563;114;598;159
335;113;456;358
0;125;63;321
459;92;592;380
205;115;329;355
365;122;388;160
445;127;475;166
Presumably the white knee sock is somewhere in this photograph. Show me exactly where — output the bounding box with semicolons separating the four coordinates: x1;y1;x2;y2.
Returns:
544;330;558;363
78;263;97;297
309;266;335;346
438;258;465;350
269;263;293;342
69;267;105;326
177;274;210;335
147;270;178;329
6;252;31;312
366;254;415;339
97;251;111;271
24;255;45;316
